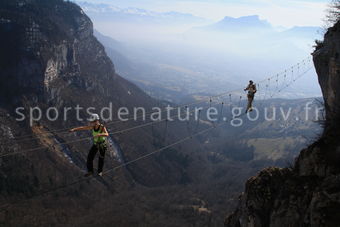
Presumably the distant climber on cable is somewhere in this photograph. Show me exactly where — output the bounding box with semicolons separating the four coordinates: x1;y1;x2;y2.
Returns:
244;80;257;113
69;114;109;177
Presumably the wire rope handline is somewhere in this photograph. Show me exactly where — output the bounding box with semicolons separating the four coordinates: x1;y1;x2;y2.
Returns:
0;120;227;212
0;100;223;159
1;57;312;142
0;66;314;211
0;58;314;156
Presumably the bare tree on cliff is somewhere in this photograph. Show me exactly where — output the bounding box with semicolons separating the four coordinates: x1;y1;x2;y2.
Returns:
326;0;340;25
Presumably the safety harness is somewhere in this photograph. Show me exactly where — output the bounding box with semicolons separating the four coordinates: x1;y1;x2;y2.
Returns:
247;84;257;96
92;124;106;145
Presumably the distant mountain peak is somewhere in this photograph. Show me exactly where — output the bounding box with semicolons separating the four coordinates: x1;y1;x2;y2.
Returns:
75;1;208;24
223;15;260;21
199;15;272;32
219;15;271;27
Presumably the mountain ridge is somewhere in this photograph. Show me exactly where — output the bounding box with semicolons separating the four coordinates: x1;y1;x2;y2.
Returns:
195;14;321;37
75;1;209;25
0;1;196;225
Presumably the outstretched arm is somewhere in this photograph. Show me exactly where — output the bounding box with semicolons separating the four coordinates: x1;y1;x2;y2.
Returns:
69;125;92;132
244;85;249;91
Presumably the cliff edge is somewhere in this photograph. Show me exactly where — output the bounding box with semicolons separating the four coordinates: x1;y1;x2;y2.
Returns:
225;21;340;227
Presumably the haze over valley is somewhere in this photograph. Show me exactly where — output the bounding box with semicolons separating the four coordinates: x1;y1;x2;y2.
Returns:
1;0;338;226
76;1;324;103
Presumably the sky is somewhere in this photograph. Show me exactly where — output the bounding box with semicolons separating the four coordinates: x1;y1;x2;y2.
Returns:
79;0;330;27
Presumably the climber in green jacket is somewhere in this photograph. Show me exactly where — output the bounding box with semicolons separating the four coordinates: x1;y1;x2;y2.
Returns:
69;114;109;177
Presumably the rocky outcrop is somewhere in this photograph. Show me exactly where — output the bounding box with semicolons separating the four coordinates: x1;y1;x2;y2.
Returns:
0;3;194;223
313;22;340;131
225;21;340;227
0;0;163;223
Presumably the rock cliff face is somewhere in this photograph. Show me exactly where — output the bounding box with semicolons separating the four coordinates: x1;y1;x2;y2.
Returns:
0;0;153;109
225;21;340;227
0;1;189;224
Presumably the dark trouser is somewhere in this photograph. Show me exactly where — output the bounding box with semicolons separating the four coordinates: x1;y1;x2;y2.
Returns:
247;94;254;111
87;143;107;173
